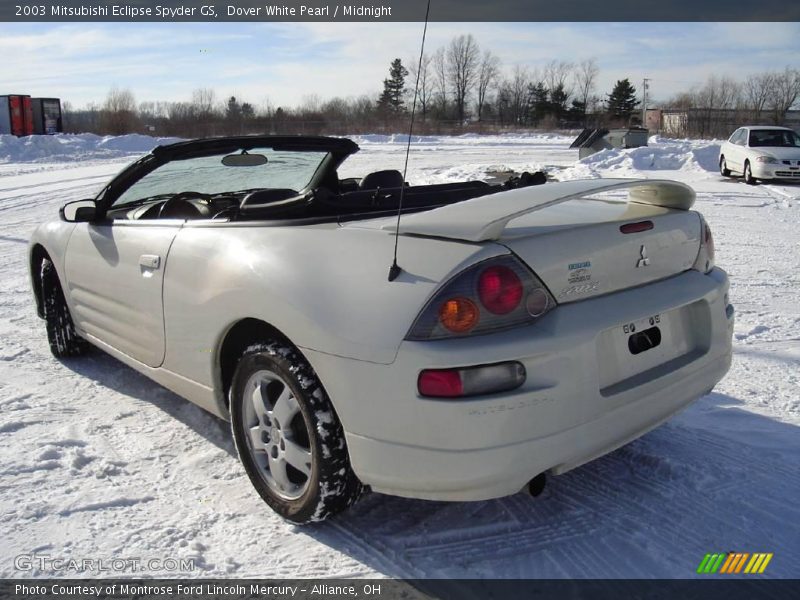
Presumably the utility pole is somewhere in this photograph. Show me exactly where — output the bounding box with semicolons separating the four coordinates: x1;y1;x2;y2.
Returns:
642;78;650;129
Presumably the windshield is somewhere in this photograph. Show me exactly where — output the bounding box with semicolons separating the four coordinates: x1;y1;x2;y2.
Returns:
748;129;800;148
113;147;328;208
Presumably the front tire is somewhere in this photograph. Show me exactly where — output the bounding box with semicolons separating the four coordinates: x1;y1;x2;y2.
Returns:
229;341;363;523
719;156;731;177
744;161;756;185
40;259;89;358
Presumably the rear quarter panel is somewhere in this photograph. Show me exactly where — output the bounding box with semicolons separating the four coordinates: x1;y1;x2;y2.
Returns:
161;221;504;394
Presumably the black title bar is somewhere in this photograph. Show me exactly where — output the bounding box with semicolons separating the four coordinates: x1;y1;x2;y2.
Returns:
3;579;800;600
3;0;799;22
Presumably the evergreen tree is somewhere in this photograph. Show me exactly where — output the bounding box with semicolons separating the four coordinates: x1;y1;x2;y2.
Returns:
377;58;409;115
606;79;640;119
225;96;243;134
495;87;511;125
549;83;569;120
527;82;549;125
226;96;242;120
568;99;587;122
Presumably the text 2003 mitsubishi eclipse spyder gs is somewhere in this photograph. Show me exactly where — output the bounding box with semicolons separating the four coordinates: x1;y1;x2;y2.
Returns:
29;135;733;523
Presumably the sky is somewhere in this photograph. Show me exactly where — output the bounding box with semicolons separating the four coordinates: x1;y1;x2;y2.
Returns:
1;22;798;110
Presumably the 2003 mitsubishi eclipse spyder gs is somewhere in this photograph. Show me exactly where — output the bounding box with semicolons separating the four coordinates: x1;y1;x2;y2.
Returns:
29;135;734;523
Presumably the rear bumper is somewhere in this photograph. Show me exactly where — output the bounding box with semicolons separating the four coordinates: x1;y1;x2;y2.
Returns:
346;352;730;501
306;268;734;501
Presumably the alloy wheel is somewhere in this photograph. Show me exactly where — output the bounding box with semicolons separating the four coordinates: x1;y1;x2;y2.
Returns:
242;369;313;500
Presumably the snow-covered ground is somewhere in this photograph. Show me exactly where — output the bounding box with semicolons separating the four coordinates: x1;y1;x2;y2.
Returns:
1;133;798;579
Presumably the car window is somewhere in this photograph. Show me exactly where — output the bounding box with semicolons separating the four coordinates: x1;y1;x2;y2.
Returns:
748;129;800;148
112;148;329;209
735;129;748;145
729;129;743;144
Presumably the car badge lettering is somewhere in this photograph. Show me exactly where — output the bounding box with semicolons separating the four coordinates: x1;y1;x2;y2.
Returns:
636;244;650;268
568;261;591;270
558;281;599;298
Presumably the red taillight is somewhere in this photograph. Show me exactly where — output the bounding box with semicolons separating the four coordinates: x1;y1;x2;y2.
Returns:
418;370;463;398
418;362;527;398
478;266;523;315
693;218;716;273
406;256;555;341
705;222;715;262
620;220;654;234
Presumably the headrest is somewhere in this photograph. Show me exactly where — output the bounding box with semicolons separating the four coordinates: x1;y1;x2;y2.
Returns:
358;170;404;190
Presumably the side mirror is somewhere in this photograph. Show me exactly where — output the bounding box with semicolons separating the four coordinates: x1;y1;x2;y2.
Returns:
60;199;97;222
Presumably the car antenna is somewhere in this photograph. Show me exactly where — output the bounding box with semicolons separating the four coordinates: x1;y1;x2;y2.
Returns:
388;0;432;282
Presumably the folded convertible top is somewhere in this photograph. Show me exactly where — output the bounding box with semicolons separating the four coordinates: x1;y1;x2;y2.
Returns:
381;178;696;242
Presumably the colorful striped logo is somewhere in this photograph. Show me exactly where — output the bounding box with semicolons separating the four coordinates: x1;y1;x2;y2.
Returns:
697;552;773;574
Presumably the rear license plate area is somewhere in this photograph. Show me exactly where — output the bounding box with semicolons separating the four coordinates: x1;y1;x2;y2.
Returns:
596;302;708;395
628;325;662;355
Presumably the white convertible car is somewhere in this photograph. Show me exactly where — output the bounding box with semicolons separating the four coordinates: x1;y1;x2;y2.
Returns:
29;135;734;523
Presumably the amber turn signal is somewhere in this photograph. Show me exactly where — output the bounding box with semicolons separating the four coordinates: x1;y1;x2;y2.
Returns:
438;297;479;333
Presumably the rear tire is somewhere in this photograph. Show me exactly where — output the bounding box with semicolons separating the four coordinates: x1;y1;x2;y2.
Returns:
719;156;731;177
229;340;363;523
744;161;756;185
40;259;89;358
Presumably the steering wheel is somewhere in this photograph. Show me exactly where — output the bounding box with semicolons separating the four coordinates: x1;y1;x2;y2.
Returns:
158;191;211;219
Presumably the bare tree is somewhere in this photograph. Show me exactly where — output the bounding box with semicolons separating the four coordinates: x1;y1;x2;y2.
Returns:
300;94;323;113
543;60;574;99
475;49;500;122
505;65;532;125
432;47;448;118
694;75;741;137
573;58;599;125
446;34;481;123
766;67;800;124
191;88;216;119
259;97;275;119
407;52;433;122
101;86;137;135
743;72;774;120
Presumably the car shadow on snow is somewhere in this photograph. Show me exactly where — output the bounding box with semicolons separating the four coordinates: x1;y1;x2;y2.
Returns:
302;391;800;580
60;350;236;458
55;352;800;579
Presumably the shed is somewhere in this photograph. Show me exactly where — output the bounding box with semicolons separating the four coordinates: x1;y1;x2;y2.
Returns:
571;127;649;159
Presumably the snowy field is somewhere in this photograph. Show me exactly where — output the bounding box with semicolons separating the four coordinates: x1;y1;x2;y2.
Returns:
1;133;798;579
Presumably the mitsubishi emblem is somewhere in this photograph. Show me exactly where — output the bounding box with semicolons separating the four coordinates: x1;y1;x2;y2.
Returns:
636;245;650;268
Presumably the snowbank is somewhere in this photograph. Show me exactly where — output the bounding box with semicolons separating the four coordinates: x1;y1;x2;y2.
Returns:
0;133;181;163
350;132;572;146
0;133;798;579
560;137;722;180
582;140;721;172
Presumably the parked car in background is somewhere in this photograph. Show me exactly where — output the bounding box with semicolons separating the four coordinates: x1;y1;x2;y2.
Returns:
719;126;800;184
29;135;734;523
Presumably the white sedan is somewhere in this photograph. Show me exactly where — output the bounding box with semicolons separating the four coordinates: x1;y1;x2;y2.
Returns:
719;125;800;184
28;135;734;523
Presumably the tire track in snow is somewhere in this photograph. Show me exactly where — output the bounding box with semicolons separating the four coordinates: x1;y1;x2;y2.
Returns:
1;138;798;579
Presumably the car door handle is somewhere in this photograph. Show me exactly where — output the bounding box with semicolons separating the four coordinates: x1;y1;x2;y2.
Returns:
139;254;161;269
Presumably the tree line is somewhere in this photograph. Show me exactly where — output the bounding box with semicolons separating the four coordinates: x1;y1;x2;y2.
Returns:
664;69;800;137
62;34;799;138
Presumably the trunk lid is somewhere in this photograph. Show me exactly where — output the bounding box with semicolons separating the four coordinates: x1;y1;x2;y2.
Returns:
371;178;702;302
498;198;701;303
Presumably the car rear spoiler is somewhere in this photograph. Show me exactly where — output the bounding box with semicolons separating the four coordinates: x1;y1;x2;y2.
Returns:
382;178;696;242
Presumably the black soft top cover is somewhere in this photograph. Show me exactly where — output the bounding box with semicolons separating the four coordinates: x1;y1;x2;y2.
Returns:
151;135;360;161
